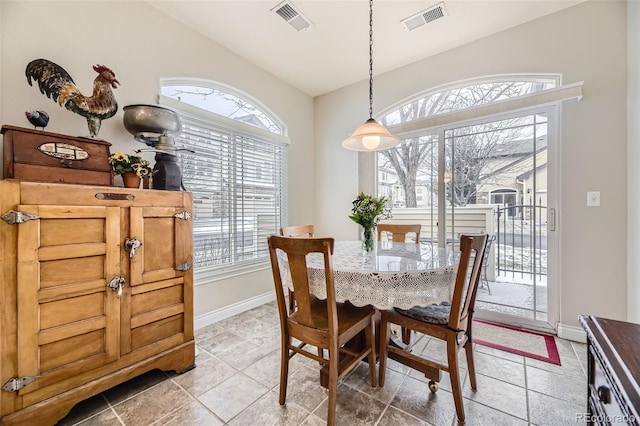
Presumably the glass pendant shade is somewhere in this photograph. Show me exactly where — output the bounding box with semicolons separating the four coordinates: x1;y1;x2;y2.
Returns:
342;0;400;152
342;118;400;151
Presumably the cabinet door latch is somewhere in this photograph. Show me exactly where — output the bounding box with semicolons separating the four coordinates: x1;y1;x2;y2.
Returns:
2;210;41;225
174;262;191;272
2;376;40;393
174;211;191;220
124;237;142;258
107;276;126;298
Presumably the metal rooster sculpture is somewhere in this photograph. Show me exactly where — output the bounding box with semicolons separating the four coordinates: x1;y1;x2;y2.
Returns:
25;59;119;138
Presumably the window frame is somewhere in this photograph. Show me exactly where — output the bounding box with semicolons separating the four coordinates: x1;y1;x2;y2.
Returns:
158;80;289;284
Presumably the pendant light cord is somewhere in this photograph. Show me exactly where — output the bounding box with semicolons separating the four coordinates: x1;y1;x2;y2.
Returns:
368;0;374;120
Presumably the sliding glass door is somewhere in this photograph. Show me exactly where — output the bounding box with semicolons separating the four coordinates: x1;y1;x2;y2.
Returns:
378;106;558;332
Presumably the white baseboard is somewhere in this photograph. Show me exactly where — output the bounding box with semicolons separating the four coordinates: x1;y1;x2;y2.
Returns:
194;292;276;330
557;323;587;343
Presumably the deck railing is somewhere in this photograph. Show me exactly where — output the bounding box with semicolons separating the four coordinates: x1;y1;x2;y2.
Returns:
495;204;547;283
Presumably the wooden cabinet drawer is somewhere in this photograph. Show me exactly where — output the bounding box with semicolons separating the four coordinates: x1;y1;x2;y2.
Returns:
590;347;627;423
2;125;113;186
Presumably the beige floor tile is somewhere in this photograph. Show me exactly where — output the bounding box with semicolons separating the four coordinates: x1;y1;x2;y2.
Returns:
152;400;224;425
461;372;528;421
55;302;595;426
528;389;586;425
313;385;387;426
171;356;238;397
197;372;270;422
458;398;529;426
111;380;194;426
377;406;431;426
228;390;311;425
472;351;526;387
525;365;587;406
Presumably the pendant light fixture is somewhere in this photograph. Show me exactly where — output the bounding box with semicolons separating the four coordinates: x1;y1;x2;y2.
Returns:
342;0;400;152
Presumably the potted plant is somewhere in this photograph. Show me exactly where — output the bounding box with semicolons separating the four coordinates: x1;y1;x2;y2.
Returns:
108;152;154;188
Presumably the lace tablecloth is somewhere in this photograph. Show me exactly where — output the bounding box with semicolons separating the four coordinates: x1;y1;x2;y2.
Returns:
277;241;458;310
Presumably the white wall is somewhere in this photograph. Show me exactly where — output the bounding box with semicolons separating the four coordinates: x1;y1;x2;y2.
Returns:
2;0;634;331
628;0;640;324
315;0;628;331
0;1;315;318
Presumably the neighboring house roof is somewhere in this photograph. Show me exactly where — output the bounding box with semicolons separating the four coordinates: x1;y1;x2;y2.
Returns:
491;136;547;158
234;114;268;129
517;163;548;181
480;145;547;181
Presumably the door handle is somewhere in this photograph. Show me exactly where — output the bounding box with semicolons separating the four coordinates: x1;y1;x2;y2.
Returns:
548;208;556;231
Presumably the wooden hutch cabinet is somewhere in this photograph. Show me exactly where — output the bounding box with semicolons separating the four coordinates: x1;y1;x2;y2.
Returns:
0;180;195;425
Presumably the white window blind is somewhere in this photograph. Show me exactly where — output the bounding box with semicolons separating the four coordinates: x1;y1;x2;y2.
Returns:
160;97;287;276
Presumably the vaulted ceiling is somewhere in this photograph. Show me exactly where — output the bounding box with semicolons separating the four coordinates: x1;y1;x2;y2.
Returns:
148;0;585;97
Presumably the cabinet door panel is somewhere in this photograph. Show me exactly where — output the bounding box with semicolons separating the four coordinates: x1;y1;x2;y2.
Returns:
16;205;120;395
39;329;105;371
131;315;183;351
40;256;105;288
125;206;192;353
131;285;183;316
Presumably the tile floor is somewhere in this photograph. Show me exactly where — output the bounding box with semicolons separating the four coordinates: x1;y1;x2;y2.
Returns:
57;301;588;426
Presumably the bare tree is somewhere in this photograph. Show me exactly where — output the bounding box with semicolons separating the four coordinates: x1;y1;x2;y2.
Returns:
378;82;547;207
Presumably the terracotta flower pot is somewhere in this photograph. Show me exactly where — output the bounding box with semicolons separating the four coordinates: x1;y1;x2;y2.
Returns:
122;172;141;189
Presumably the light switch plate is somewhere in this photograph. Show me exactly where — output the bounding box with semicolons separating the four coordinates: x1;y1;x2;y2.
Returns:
587;191;600;207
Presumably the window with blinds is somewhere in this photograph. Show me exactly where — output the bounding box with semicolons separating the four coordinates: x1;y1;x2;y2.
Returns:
159;83;288;277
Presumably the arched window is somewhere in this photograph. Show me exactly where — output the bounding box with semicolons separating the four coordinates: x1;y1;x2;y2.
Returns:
380;77;557;127
161;81;284;135
160;79;289;277
377;76;559;209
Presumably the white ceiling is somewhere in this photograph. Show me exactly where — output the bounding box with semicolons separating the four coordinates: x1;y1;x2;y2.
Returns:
148;0;585;97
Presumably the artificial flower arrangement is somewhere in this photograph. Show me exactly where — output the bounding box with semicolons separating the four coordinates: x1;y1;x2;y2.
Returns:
349;192;392;251
108;152;154;178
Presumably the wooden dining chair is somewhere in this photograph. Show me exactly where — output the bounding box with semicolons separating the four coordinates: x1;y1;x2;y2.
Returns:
267;235;377;426
377;223;421;244
280;224;315;238
378;233;488;423
480;234;496;295
279;224;315;313
377;223;422;344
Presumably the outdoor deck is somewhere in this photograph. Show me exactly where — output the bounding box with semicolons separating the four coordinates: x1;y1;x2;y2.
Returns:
475;278;548;322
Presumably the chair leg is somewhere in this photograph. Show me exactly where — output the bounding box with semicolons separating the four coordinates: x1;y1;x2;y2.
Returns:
401;327;412;345
482;273;492;295
447;336;465;423
464;337;477;391
327;347;339;426
365;319;377;387
378;315;390;388
279;339;290;405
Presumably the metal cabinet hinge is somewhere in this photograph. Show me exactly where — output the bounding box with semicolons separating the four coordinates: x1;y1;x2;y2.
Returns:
2;210;41;225
174;262;191;272
174;211;191;220
2;376;39;393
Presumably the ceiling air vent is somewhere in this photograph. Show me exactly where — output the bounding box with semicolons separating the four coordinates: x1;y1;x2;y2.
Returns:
401;2;447;31
272;0;314;32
